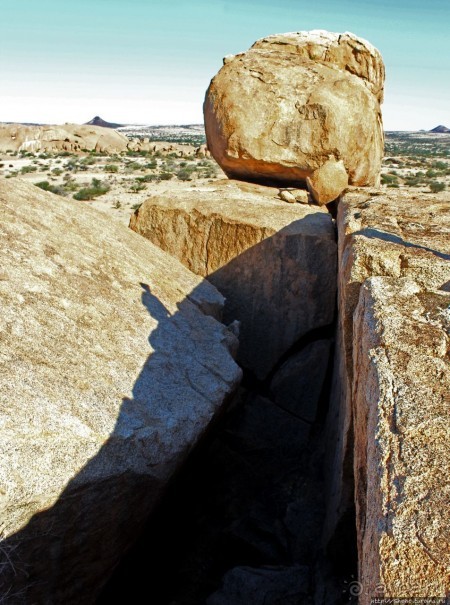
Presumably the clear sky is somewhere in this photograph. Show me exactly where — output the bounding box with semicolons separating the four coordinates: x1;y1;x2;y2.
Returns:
1;0;448;130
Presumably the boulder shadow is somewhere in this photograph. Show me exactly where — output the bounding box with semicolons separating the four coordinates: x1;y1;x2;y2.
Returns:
1;214;341;604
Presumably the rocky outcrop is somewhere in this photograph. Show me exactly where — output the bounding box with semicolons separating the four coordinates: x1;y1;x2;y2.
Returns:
0;179;241;602
326;189;450;599
0;123;129;153
84;115;124;129
353;277;450;601
129;180;337;378
430;125;450;133
204;30;384;202
126;138;196;156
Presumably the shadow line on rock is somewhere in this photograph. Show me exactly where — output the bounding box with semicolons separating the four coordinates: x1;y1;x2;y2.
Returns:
354;227;450;261
1;215;337;604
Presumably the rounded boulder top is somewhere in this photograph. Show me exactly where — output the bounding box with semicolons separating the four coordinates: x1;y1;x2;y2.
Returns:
204;30;385;202
250;30;384;102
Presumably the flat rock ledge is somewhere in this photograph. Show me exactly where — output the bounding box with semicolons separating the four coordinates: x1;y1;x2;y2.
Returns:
129;179;337;379
0;179;241;603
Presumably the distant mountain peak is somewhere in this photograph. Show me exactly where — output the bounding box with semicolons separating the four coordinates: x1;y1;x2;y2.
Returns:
84;116;124;129
430;125;450;133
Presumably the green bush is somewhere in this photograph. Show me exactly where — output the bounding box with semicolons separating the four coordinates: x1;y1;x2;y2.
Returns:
136;174;158;183
35;181;65;196
73;178;110;200
129;181;146;193
429;181;446;193
381;173;398;186
104;164;119;173
177;168;194;181
126;161;141;171
20;165;37;174
143;160;157;170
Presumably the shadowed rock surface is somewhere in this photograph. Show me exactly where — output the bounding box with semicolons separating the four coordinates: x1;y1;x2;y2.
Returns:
204;30;384;201
129;179;337;378
270;339;332;423
0;178;241;603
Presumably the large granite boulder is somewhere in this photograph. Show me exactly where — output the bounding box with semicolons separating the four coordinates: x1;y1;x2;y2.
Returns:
0;123;129;154
204;30;384;203
325;189;450;599
0;179;241;603
129;180;337;378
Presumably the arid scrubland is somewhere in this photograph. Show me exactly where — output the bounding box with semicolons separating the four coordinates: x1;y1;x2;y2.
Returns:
1;129;448;228
0;143;222;224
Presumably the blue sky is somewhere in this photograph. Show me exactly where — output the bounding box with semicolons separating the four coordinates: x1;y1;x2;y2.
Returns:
0;0;448;130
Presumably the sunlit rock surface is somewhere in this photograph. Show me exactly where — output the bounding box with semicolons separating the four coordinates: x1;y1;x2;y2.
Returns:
129;179;337;378
0;179;241;603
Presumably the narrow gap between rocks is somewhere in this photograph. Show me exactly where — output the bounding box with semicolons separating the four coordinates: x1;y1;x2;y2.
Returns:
98;297;358;605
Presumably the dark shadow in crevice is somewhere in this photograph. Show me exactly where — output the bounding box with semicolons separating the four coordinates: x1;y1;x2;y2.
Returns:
1;214;348;605
225;172;308;190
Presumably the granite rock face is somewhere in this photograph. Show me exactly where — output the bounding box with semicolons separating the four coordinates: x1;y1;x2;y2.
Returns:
353;277;450;601
204;30;384;200
0;123;129;153
0;179;241;603
326;189;450;599
129;180;337;378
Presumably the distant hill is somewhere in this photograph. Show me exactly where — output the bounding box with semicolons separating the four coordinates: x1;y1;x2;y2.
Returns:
430;125;450;133
84;116;124;129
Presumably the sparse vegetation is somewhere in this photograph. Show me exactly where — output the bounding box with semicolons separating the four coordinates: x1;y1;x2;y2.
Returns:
73;178;110;201
6;129;446;230
429;181;446;193
129;181;146;193
20;165;37;174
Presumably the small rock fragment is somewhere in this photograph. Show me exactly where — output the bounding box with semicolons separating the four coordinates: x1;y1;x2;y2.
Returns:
306;158;349;205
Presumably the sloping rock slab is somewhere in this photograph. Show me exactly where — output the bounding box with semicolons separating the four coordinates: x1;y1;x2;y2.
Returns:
0;179;241;603
353;277;450;601
129;180;336;378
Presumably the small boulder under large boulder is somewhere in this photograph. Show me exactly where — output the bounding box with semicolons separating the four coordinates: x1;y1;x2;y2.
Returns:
129;180;337;378
204;30;384;201
0;179;241;603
